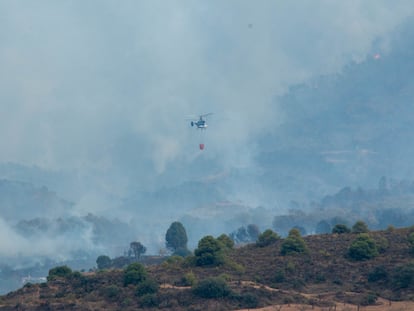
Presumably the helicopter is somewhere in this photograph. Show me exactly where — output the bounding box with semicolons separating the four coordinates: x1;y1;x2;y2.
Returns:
189;113;213;129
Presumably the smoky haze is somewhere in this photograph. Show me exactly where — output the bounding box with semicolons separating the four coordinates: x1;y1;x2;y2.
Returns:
1;1;412;174
1;1;414;293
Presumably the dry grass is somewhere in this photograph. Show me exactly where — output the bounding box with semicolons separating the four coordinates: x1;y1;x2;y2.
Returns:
236;299;414;311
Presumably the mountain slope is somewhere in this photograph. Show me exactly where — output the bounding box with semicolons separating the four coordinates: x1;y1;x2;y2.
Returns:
1;227;413;310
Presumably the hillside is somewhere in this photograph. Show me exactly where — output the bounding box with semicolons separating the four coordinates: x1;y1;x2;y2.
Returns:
1;226;413;310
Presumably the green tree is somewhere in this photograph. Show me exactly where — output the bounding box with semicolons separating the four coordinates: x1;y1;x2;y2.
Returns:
217;234;234;249
194;235;224;266
348;233;379;261
96;255;112;270
123;262;147;286
130;241;146;259
47;265;72;281
256;229;280;247
352;220;369;233
332;224;351;234
192;277;231;298
280;228;308;255
165;221;189;255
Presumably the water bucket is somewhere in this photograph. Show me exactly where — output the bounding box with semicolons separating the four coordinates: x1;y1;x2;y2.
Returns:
199;143;205;150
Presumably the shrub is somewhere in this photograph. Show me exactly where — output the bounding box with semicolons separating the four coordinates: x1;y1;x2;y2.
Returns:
192;277;231;298
47;265;72;281
226;260;245;274
139;294;159;307
163;255;184;266
280;228;308;255
194;236;225;266
23;282;33;288
332;224;351;234
315;273;326;283
347;234;379;261
135;279;159;297
123;262;147;286
256;229;280;247
101;285;121;301
360;292;378;305
217;234;235;249
392;262;414;289
368;266;388;283
181;272;197;286
273;270;285;283
239;292;259;308
375;236;389;253
352;220;369;233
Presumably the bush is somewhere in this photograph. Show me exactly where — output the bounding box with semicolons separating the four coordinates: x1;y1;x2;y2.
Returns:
238;292;259;308
368;266;388;283
135;279;159;297
123;262;147;286
194;236;225;266
180;272;197;286
280;228;308;255
256;229;280;247
332;224;351;234
217;234;235;249
101;285;121;301
163;255;184;266
360;292;378;305
139;294;159;308
347;234;379;261
47;265;73;281
273;270;285;283
392;262;414;289
375;236;389;253
192;277;231;298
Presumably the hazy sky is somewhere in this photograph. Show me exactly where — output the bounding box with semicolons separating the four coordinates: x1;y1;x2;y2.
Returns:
1;0;413;184
2;1;414;275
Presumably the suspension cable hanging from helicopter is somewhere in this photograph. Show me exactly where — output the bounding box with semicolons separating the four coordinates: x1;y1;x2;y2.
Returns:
188;113;213;150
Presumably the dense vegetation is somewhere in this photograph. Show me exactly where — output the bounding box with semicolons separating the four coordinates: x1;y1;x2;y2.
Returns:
1;225;414;310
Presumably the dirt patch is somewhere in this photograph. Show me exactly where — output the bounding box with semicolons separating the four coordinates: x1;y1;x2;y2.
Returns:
235;298;414;311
